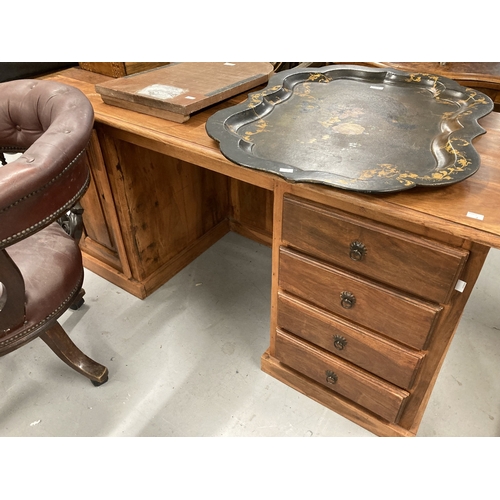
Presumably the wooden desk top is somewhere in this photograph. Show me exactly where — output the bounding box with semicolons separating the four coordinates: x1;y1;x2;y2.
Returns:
47;68;500;250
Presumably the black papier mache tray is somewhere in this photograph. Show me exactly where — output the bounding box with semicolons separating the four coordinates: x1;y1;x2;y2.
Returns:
206;65;494;193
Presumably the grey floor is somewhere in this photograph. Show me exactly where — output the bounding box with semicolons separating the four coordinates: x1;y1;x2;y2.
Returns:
1;231;500;437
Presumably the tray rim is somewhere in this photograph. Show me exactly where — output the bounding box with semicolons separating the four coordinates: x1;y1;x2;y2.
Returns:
206;64;494;193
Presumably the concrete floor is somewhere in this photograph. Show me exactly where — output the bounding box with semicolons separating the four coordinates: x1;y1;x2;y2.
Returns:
1;231;500;437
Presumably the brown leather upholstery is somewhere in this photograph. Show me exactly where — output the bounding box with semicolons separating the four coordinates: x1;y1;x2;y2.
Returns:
0;79;108;385
3;223;83;353
0;79;93;246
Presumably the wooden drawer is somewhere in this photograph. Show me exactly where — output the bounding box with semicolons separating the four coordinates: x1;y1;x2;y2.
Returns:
277;292;425;389
279;247;442;350
282;195;469;304
275;329;410;424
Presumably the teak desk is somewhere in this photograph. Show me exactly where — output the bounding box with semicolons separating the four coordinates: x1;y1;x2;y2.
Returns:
46;68;500;437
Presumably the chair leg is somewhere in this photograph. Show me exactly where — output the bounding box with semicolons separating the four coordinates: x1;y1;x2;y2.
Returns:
40;322;109;386
69;288;85;310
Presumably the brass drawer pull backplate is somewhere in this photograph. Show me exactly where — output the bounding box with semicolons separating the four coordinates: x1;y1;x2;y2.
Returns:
333;335;347;350
326;370;338;385
340;291;356;309
349;241;367;261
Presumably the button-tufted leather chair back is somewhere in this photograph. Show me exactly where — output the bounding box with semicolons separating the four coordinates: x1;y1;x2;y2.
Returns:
0;79;94;248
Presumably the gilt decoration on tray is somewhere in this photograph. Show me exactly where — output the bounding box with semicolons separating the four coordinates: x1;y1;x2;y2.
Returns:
206;65;494;193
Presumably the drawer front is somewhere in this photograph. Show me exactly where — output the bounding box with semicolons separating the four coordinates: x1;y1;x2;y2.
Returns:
277;292;425;389
275;329;410;424
282;195;469;304
279;247;442;350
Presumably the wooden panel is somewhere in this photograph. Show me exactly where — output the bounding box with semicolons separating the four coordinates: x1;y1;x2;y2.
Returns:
98;127;230;281
78;130;130;275
279;247;442;350
80;136;117;253
95;62;274;122
80;159;115;251
229;178;273;246
275;329;410;424
282;194;469;304
277;292;424;389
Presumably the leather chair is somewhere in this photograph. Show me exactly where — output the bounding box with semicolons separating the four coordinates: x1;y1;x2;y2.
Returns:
0;79;108;385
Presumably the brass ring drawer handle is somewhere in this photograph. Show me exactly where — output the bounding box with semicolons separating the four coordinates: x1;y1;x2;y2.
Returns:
326;370;338;385
340;291;356;309
349;241;366;261
333;335;347;350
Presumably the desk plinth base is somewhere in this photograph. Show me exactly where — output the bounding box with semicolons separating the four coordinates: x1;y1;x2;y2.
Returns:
260;350;415;437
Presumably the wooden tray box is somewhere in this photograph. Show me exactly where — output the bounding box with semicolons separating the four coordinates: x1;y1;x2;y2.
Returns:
95;62;274;122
